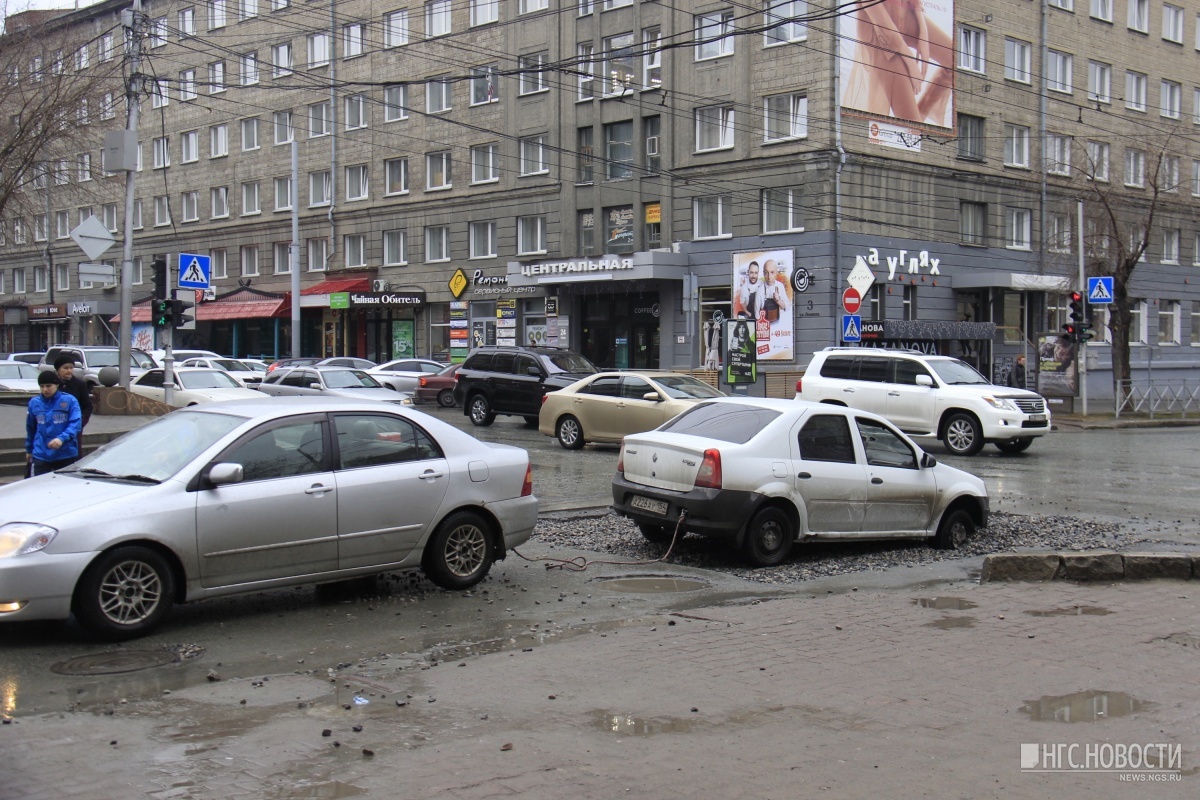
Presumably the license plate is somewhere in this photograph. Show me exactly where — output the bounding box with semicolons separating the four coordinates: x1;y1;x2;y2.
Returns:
630;495;669;516
1029;414;1046;422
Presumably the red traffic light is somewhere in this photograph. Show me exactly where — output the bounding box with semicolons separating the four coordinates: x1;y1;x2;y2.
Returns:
1070;290;1083;303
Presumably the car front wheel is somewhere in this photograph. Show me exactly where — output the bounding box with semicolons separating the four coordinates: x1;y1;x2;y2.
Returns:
995;437;1034;454
741;507;794;567
556;415;586;450
436;389;456;407
468;395;495;426
73;546;175;640
423;511;496;590
934;508;975;550
942;412;984;456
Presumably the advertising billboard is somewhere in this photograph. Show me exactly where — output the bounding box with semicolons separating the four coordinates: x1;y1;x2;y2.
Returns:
732;249;795;362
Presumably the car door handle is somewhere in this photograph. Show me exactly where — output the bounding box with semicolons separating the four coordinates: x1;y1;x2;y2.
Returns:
798;472;812;479
871;477;883;484
887;391;900;396
420;470;445;481
305;484;334;495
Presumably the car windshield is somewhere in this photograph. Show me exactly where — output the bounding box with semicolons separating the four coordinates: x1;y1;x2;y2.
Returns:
928;358;990;385
654;375;725;399
241;361;268;372
64;410;246;482
323;369;382;388
83;350;121;367
546;352;597;373
660;402;780;444
132;351;156;368
0;363;38;379
179;370;242;389
213;359;243;371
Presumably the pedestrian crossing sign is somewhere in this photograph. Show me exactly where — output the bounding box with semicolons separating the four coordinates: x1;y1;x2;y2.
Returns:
842;314;861;342
178;253;211;289
1087;276;1114;304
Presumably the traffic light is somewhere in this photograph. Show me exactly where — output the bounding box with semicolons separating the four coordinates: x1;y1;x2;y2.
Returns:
1069;290;1093;344
1077;319;1095;343
172;294;196;331
151;256;168;301
1068;291;1086;324
152;299;174;328
1061;323;1078;343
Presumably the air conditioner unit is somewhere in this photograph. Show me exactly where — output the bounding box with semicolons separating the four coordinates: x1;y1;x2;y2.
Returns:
645;136;660;156
372;279;388;292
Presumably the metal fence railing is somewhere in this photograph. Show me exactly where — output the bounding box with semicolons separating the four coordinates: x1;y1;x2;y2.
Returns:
1115;380;1200;418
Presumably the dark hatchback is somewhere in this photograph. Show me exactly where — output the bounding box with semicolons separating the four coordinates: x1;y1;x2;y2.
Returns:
453;346;597;426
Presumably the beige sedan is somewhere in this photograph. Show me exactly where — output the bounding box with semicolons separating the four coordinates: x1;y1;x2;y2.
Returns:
539;371;726;450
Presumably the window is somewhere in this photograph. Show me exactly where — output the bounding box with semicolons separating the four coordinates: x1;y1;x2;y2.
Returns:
209;61;226;93
1090;0;1111;22
519;0;548;12
343;23;365;58
181;191;198;221
517;215;546;254
100;34;114;62
958;25;985;72
426;0;452;37
274;110;293;143
181;130;199;162
471;144;499;183
519;135;546;175
578;211;596;255
1161;80;1182;118
274;176;292;210
77;153;91;181
307;33;330;67
33;214;47;241
577;43;595;99
427;77;451;112
56;264;69;291
242;117;259;150
309;170;331;206
577;127;595;182
603;34;635;96
763;187;803;233
958;114;985;160
384;11;409;47
765;93;807;141
179;69;197;100
1005;38;1031;83
1195;88;1200;124
696;105;735;151
1127;0;1148;33
604;122;633;179
471;0;499;26
55;211;69;239
1087;61;1111;103
425;225;449;261
100;93;116;120
1125;149;1145;186
307;237;328;271
179;6;196;36
11;268;23;293
240;0;258;19
210;124;229;157
272;42;292;76
644;115;661;173
211;186;229;218
210;249;227;280
519;53;548;95
384;85;408;120
274;242;291;274
12;219;23;244
1159;300;1180;345
695;10;735;60
1047;49;1072;94
1046;134;1071;175
1163;4;1184;42
383;230;406;265
153;136;170;168
151;79;169;109
346;164;368;200
694;195;732;238
242;181;260;214
150;17;167;47
1161;155;1181;192
427;152;451;189
960;202;986;245
1126;71;1147;111
240;245;259;277
1003;124;1029;167
469;65;499;105
1162;229;1181;263
1087;140;1110;181
765;0;807;45
154;195;171;226
132;200;142;228
345;94;367;129
470;221;497;258
345;234;366;267
309;101;331;137
241;52;258;85
1047;212;1071;253
1048;0;1072;9
1005;207;1031;249
33;265;47;293
385;157;409;194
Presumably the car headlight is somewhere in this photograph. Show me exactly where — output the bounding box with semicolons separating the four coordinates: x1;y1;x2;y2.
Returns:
0;523;59;558
982;396;1018;411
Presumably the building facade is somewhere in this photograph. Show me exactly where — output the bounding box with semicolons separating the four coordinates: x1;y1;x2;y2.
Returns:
1;0;1197;401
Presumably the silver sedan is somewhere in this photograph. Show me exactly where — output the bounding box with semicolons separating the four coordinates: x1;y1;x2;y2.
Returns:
258;366;414;404
0;398;538;639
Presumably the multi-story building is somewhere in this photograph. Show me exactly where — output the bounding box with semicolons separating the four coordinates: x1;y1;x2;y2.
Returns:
2;0;1197;401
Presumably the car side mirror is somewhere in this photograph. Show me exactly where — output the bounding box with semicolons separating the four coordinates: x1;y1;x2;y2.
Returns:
527;366;542;377
310;382;322;389
642;391;662;402
207;462;244;486
385;384;397;391
915;374;934;387
921;452;937;468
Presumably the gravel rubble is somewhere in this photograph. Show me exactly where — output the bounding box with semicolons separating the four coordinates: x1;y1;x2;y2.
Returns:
531;510;1149;585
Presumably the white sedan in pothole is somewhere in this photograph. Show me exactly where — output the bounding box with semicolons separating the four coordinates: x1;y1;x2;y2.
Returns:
611;397;989;567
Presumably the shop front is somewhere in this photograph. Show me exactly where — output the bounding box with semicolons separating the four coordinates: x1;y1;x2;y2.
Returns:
327;289;426;362
445;267;548;362
26;303;70;350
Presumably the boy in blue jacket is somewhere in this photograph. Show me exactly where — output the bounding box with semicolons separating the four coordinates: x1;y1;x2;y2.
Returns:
26;370;83;477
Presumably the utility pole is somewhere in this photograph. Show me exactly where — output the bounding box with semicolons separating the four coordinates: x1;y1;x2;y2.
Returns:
117;0;143;388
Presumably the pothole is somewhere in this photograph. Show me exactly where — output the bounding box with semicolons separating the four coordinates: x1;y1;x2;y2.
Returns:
1153;632;1200;650
51;650;180;676
595;576;709;594
1021;690;1148;722
592;710;701;736
913;597;978;610
1024;606;1113;617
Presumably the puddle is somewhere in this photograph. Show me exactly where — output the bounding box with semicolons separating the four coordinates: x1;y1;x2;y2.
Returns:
923;616;976;629
592;710;701;736
51;650;180;676
596;577;709;594
913;597;978;610
281;782;366;798
1024;606;1113;617
1021;690;1149;722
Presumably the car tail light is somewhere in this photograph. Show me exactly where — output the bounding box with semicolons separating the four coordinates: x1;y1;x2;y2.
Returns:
541;393;549;405
419;377;429;388
795;377;802;393
694;449;722;489
521;463;533;497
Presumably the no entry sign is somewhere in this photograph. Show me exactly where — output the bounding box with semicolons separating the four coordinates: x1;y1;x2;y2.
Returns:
842;287;862;314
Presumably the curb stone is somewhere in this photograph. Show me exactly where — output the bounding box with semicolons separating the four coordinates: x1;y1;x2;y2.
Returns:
1122;552;1194;580
981;551;1197;583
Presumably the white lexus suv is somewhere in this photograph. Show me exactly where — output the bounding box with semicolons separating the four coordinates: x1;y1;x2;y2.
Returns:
795;348;1050;456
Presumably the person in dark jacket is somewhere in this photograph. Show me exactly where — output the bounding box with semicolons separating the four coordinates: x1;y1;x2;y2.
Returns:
1007;354;1027;389
54;354;94;427
26;371;82;477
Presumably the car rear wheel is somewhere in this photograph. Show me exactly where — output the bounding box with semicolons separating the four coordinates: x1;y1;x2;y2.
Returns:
995;437;1034;454
556;415;586;450
741;507;794;567
436;389;456;407
468;395;495;426
423;511;496;590
73;546;175;640
942;413;984;456
934;509;975;550
637;521;675;544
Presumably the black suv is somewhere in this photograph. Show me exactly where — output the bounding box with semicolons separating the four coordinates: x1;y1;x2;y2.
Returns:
454;346;598;426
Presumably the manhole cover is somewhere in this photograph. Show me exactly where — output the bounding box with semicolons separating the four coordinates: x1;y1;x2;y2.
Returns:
51;650;180;676
596;577;709;594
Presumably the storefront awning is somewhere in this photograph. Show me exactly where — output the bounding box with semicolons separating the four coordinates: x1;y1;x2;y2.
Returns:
300;277;372;295
113;294;289;323
952;272;1072;292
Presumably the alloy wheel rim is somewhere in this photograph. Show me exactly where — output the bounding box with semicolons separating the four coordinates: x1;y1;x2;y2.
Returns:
98;561;162;625
445;524;486;577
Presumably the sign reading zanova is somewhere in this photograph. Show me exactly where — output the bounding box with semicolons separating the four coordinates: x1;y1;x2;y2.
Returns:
519;257;635;277
330;291;425;309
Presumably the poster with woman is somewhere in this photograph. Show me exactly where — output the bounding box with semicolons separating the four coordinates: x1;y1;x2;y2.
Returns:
731;250;795;362
725;319;756;385
1037;333;1077;397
